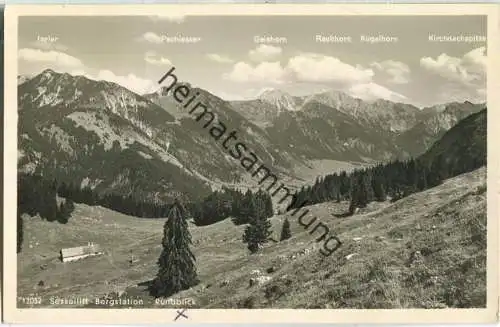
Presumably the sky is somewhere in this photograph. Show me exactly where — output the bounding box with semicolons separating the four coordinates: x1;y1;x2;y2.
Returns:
18;15;487;107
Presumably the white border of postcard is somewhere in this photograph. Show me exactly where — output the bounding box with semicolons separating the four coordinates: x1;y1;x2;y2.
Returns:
4;3;500;324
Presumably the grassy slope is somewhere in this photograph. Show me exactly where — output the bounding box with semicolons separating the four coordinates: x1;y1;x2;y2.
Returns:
18;167;486;309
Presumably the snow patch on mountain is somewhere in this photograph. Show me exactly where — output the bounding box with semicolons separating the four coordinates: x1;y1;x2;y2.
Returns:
138;151;154;160
40;70;56;84
30;84;65;107
81;177;103;190
20;133;31;141
73;89;83;102
101;89;150;113
35;86;46;96
258;89;299;112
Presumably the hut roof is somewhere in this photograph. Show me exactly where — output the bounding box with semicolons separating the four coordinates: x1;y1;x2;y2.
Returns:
61;244;101;258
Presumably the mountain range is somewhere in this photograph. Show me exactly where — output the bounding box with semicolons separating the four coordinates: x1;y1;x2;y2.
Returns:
17;69;485;203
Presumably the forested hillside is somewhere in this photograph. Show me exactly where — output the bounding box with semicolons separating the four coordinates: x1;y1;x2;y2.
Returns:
16;174;274;252
288;109;487;213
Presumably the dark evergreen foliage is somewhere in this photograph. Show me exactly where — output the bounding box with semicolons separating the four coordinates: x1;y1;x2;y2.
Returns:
150;200;198;297
18;173;173;220
57;198;75;224
58;181;173;218
280;217;292;241
242;196;273;253
191;187;273;226
348;172;370;214
18;172;274;230
18;173;60;222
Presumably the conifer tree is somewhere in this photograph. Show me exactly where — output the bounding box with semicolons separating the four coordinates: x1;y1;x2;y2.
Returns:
348;173;369;214
372;174;386;202
231;192;242;219
57;198;75;224
417;166;429;191
232;190;254;225
254;192;267;221
348;174;359;214
261;191;274;217
280;217;291;241
151;200;198;297
242;197;272;253
57;202;67;224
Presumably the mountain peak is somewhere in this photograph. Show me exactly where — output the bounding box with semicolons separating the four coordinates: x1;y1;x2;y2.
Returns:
258;88;290;99
33;69;61;86
40;68;57;77
317;89;352;98
150;82;193;97
301;89;361;112
257;88;299;111
20;69;157;114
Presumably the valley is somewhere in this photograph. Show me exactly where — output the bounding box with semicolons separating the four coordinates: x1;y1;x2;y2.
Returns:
17;70;484;205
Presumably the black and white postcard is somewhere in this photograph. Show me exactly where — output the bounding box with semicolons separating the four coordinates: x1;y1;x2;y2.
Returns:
3;3;499;324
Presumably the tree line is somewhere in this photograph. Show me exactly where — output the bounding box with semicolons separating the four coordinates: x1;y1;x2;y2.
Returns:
18;174;75;224
288;151;485;214
16;173;274;252
19;173;274;222
188;187;273;226
17;174;76;252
